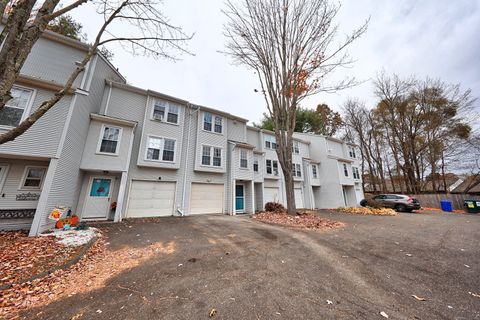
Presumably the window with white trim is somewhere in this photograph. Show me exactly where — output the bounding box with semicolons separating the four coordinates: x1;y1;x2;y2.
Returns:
152;99;179;124
203;112;212;131
21;167;46;190
352;167;360;180
266;159;278;175
343;163;349;177
146;136;176;162
214;116;223;133
240;149;248;168
292;163;302;177
201;146;222;167
293;141;299;154
253;156;259;172
312;164;318;179
264;136;277;149
0;87;33;127
98;125;121;154
348;146;357;158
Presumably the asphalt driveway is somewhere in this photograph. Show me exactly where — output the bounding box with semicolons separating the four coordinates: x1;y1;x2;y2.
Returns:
24;210;480;319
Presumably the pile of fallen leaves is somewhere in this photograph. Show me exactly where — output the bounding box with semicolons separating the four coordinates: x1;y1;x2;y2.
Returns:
0;230;176;319
253;211;344;230
335;207;397;216
0;231;83;287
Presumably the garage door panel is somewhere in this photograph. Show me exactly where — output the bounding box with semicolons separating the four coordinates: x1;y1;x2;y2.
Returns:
190;183;224;214
264;187;281;204
127;181;176;218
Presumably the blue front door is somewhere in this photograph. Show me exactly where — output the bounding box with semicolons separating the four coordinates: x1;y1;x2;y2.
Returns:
235;185;244;212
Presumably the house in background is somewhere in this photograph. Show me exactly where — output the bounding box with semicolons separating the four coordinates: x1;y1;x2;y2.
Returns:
0;29;364;235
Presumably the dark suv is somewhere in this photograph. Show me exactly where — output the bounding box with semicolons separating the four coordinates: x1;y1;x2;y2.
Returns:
360;194;421;212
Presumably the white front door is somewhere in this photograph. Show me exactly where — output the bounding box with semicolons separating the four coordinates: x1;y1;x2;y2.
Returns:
294;188;304;209
83;177;113;219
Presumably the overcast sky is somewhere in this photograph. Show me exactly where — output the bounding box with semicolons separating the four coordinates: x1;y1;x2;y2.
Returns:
70;0;480;125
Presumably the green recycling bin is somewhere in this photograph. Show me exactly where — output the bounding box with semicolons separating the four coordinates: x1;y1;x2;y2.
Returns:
464;200;480;213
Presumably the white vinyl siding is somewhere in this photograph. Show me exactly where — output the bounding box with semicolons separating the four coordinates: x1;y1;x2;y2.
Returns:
0;86;34;128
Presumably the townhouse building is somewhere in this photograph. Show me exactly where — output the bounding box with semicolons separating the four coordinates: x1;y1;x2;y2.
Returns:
0;30;364;235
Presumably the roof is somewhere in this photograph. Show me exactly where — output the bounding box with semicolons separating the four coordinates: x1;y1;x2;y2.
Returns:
246;126;311;144
452;175;480;193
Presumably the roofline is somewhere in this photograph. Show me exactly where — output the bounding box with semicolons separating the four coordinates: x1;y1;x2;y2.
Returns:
246;126;311;144
17;74;75;94
90;113;137;127
194;104;249;123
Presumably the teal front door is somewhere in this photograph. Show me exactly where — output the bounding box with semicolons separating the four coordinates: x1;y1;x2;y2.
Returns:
235;185;244;213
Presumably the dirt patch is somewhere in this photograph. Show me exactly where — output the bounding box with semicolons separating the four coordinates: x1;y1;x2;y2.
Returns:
0;231;84;288
252;212;344;231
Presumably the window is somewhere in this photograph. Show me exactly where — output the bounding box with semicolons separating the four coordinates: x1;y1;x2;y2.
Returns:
343;163;349;177
98;125;121;154
240;149;248;168
202;145;211;165
146;136;176;162
21;167;46;190
293;141;299;154
213;147;222;167
348;146;357;158
312;164;318;179
253;156;259;172
292;163;301;177
152;100;179;124
0;87;33;127
266;160;272;174
273;160;279;175
352;167;360;180
214;116;223;133
202;146;222;167
265;136;276;149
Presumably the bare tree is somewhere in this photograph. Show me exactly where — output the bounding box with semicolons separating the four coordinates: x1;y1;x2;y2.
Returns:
223;0;368;214
0;0;192;144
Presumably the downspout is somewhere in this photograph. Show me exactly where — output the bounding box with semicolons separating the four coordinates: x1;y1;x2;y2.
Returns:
103;81;113;115
178;103;200;216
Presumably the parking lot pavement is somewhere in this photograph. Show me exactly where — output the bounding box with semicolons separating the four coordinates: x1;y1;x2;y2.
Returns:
24;210;480;320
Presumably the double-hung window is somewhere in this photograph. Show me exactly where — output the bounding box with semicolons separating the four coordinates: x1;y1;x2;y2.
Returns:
266;160;272;174
348;146;356;158
98;125;121;155
292;163;301;177
152;100;179;124
253;156;259;172
146;137;176;162
203;112;212;131
293;141;299;154
0;87;33;127
312;164;318;179
214;116;223;133
273;160;279;175
240;149;248;168
202;145;222;167
265;136;276;149
352;167;360;179
21;167;46;190
343;163;349;177
267;159;279;175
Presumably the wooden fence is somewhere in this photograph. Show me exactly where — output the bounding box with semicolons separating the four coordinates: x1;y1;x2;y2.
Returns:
413;194;480;210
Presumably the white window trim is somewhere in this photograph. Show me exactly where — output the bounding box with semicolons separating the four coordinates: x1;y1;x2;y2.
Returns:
253;156;259;172
266;159;279;176
19;166;47;191
150;99;180;125
0;163;10;193
353;167;360;180
348;146;357;159
144;135;177;163
293;141;300;154
239;149;248;169
311;164;318;179
202;112;224;135
200;144;223;168
96;124;123;156
264;136;277;150
292;163;302;177
0;85;36;130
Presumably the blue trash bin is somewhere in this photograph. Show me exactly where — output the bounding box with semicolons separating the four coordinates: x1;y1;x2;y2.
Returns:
440;200;452;212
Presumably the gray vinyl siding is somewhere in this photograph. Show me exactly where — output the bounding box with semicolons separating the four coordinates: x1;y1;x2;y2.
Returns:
20;37;86;87
246;128;261;149
0;88;71;158
326;139;345;158
137;97;185;169
227;118;247;142
232;147;254;180
36;56;121;232
80;120;134;172
103;87;147;123
0;159;49;210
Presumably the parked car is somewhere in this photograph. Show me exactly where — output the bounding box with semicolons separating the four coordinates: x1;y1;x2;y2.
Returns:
360;194;421;212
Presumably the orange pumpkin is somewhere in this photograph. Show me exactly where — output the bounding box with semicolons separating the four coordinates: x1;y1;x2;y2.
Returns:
70;215;79;226
55;220;64;229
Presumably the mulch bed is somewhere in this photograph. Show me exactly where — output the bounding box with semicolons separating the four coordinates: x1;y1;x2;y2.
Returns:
0;231;83;287
253;211;344;230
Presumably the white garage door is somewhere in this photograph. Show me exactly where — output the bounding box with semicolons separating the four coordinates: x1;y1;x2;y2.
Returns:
295;187;304;208
126;181;176;218
264;187;281;204
190;183;224;214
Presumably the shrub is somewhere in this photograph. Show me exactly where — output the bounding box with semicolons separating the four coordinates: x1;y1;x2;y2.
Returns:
264;202;286;213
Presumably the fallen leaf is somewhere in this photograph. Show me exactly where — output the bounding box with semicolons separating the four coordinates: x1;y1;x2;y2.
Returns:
70;312;83;320
468;292;480;298
209;308;217;317
380;311;389;318
405;253;412;257
326;300;333;305
96;309;102;314
447;305;453;309
412;295;426;301
464;264;470;268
